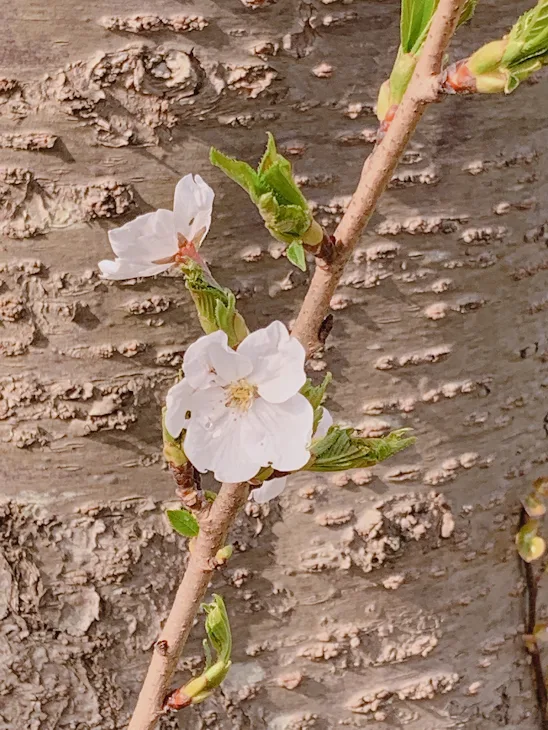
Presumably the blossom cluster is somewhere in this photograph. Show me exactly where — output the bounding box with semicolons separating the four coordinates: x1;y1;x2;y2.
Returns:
100;174;322;502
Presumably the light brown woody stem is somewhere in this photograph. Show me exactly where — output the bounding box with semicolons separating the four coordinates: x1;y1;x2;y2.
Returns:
127;481;249;730
291;0;466;353
127;2;466;727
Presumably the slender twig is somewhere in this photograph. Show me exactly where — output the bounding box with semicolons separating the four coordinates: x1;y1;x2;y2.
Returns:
127;481;249;730
126;2;466;728
519;507;548;730
291;0;466;353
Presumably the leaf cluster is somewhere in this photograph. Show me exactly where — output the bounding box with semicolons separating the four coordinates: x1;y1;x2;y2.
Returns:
183;261;249;347
307;427;415;472
210;133;314;270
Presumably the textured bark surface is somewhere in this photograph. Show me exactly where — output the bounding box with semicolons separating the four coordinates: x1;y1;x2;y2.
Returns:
1;1;547;728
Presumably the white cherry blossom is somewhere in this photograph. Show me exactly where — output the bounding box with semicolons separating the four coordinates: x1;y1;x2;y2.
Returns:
252;406;333;504
99;174;214;280
165;321;314;484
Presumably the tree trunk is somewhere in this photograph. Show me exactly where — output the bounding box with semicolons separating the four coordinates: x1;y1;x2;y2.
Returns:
1;1;545;728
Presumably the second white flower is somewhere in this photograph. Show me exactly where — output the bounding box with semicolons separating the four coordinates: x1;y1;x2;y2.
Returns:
165;321;314;484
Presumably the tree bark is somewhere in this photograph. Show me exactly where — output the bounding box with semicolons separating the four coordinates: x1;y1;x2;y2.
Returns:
0;1;546;729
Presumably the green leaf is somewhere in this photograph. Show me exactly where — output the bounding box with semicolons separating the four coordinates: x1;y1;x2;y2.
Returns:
301;374;333;433
183;261;248;346
211;133;313;249
210;147;263;202
388;50;418;105
401;0;438;54
301;373;333;411
504;0;548;67
286;241;307;271
505;54;546;92
167;509;200;538
458;0;478;26
261;160;308;210
203;594;232;664
257;131;279;176
308;427;415;472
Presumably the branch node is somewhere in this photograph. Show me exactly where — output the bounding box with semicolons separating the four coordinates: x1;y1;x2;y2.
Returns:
163;687;192;712
318;314;334;346
170;462;206;512
154;640;169;656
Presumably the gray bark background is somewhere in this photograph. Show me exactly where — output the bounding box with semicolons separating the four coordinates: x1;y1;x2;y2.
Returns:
1;0;547;728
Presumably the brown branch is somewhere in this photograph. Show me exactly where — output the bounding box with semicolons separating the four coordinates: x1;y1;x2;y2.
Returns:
519;507;548;730
291;0;467;353
127;2;466;727
127;481;249;730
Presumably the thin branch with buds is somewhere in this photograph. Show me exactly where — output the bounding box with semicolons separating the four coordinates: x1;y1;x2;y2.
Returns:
127;1;466;728
292;0;466;353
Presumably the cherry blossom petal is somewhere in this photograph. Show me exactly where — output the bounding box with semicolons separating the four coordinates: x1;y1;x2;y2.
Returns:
238;321;306;404
184;389;263;482
184;330;252;390
252;477;287;504
165;379;195;438
98;258;172;280
243;393;313;472
173;174;215;245
108;209;177;262
314;407;333;439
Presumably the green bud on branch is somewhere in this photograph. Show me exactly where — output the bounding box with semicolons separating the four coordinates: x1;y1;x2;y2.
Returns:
164;595;232;711
443;0;548;95
182;261;249;347
210;133;322;270
378;0;478;121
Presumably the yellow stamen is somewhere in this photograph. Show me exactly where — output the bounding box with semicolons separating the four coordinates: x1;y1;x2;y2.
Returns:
225;380;258;412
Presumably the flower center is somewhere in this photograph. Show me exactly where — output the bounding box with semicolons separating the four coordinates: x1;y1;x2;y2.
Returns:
225;379;258;412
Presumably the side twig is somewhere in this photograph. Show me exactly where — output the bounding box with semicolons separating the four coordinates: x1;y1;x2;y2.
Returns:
128;481;249;730
127;2;466;728
291;0;466;353
519;507;548;730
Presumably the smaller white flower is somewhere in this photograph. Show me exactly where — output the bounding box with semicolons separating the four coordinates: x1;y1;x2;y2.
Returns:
251;406;333;504
99;174;214;280
165;321;314;484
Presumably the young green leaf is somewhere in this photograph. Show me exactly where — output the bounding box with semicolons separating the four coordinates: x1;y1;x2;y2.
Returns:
401;0;438;54
301;373;333;411
210;133;318;254
209;148;262;202
308;427;415;472
458;0;478;26
258;131;281;176
261;160;308;209
504;0;548;66
286;241;307;271
203;594;232;664
167;509;200;538
183;261;249;346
